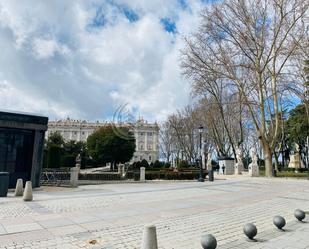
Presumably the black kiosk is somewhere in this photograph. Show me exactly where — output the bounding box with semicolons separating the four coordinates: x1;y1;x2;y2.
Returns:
0;110;48;188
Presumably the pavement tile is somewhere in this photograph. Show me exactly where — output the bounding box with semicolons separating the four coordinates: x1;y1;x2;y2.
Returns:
0;178;309;248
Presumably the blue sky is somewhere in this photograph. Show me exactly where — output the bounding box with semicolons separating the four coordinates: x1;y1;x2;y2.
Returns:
0;0;210;122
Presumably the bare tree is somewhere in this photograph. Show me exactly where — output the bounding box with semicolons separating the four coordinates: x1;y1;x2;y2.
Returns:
182;0;309;176
159;122;173;162
167;106;200;163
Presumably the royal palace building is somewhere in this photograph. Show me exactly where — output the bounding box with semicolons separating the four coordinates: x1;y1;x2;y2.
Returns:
46;118;159;163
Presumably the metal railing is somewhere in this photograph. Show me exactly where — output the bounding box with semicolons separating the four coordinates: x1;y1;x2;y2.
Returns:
40;168;71;186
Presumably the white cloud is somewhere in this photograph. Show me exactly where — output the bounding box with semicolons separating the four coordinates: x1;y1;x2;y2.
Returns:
0;80;76;118
32;38;71;59
0;0;207;122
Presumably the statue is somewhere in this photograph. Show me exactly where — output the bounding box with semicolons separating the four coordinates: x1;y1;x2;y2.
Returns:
75;153;81;172
236;147;242;164
75;153;81;164
207;152;212;170
234;146;244;174
249;147;258;166
248;147;259;176
288;142;302;172
295;143;300;153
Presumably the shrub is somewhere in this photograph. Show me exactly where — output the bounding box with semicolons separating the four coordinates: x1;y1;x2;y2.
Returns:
144;171;206;180
153;160;163;168
164;162;171;168
132;161;141;170
84;157;98;168
42;149;48;168
277;171;308;177
140;159;149;168
281;167;307;173
47;145;61;168
178;160;190;168
60;155;76;168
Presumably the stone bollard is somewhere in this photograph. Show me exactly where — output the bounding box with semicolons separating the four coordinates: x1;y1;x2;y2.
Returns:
23;181;33;201
273;216;286;230
140;167;146;182
70;167;79;188
243;223;257;240
141;225;158;249
294;209;306;221
201;234;217;249
14;178;24;196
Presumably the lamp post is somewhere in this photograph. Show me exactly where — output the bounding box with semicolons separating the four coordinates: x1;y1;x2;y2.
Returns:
198;125;204;182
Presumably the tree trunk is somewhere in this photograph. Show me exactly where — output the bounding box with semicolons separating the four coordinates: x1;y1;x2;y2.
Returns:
274;151;279;172
262;142;273;177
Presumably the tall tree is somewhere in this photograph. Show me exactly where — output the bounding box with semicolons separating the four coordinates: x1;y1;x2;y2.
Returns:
46;131;64;148
286;104;309;165
182;0;309;176
304;60;309;123
87;125;136;169
159;122;173;162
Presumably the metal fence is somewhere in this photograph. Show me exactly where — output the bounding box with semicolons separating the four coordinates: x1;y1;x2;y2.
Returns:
40;168;71;186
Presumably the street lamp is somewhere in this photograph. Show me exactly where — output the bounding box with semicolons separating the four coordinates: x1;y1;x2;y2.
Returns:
198;125;204;182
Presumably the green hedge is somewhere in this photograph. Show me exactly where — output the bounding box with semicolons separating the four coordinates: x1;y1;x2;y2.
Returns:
126;170;206;180
78;173;121;181
42;149;48;168
47;145;61;168
60;155;76;168
145;171;206;180
280;168;308;173
277;171;308;178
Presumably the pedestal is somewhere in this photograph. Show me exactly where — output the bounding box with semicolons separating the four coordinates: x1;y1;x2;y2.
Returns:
234;163;244;175
75;163;81;173
248;163;259;177
118;164;125;177
70;167;79;188
140;167;145;182
288;154;301;172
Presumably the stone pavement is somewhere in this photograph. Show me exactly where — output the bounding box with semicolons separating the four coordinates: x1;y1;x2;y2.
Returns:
0;177;309;248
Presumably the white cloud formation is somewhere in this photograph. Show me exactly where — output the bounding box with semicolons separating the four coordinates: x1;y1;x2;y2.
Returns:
32;38;71;60
0;0;207;122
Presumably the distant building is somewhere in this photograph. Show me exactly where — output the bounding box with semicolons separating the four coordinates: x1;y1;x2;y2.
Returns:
0;110;48;188
46;117;159;163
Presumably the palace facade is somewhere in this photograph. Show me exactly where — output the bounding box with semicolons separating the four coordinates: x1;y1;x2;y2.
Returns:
46;118;159;163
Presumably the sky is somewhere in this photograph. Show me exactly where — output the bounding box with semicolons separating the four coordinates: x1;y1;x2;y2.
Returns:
0;0;210;122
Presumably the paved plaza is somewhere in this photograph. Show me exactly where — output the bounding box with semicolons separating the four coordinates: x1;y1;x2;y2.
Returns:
0;177;309;248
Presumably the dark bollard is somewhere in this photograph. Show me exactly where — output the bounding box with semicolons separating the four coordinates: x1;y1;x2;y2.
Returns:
273;216;286;230
0;172;9;197
208;170;214;182
294;209;306;221
201;234;217;249
243;223;257;240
